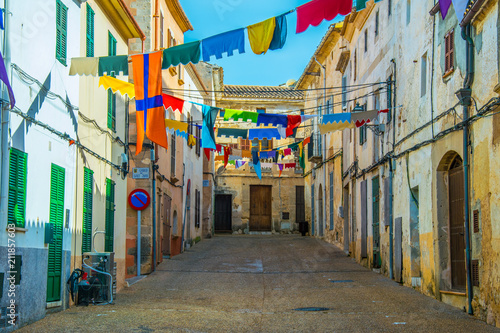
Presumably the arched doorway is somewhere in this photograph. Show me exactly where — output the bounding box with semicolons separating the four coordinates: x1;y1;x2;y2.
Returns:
437;152;466;291
318;184;324;237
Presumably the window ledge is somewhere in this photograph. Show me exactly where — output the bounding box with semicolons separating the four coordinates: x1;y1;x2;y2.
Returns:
7;227;28;233
442;68;454;80
440;290;466;296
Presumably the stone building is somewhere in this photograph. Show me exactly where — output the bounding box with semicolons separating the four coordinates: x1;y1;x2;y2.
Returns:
305;0;500;327
124;0;193;275
213;70;305;234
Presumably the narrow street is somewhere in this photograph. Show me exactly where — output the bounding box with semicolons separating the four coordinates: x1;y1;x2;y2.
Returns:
19;235;497;333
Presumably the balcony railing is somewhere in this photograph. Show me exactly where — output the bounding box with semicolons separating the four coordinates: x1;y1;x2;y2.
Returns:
308;133;322;163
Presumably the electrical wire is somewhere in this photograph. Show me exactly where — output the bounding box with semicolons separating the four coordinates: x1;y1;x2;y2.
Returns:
12;63;126;147
7;103;126;174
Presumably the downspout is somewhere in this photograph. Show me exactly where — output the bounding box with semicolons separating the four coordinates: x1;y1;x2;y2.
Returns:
314;57;327;237
151;148;156;271
430;1;436;139
461;23;474;316
154;0;159;51
389;58;397;280
0;0;9;233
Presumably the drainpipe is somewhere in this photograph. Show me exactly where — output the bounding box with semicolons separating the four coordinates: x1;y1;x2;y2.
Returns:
151;148;156;271
314;57;327;237
461;23;474;316
154;0;159;51
0;0;9;233
389;59;397;280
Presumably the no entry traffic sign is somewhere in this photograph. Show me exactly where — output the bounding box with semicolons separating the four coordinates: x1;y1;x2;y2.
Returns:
128;189;150;211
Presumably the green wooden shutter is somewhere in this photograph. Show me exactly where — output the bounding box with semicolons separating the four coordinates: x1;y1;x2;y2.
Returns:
47;164;65;302
107;32;117;131
56;0;68;65
82;168;93;253
104;178;115;252
8;148;27;228
86;3;94;57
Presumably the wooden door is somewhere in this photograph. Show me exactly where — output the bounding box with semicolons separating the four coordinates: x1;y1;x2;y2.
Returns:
215;195;232;232
449;166;466;290
250;186;272;231
162;194;171;256
296;186;305;223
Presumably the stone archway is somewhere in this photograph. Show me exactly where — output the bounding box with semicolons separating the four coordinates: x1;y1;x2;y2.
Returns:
436;151;466;291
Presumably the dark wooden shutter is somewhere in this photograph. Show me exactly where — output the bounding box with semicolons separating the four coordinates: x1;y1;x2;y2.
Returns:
360;180;367;258
171;133;176;176
329;172;334;230
105;178;115;252
384;177;391;227
56;0;68;65
471;260;479;287
8;148;27;228
445;30;454;74
47;164;65;302
82;168;93;253
296;186;305;223
395;217;403;282
86;3;94;57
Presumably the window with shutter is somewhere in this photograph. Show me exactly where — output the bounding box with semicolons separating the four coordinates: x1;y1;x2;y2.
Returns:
8;148;27;228
171;133;176;176
105;179;115;252
196;126;201;156
107;32;117;131
86;3;94;57
445;30;454;75
329;172;334;230
47;164;65;302
82;168;93;253
56;0;68;66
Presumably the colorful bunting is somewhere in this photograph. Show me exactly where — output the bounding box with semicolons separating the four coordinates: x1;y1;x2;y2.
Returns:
69;57;99;76
163;94;185;113
99;75;135;98
202;28;246;62
0;51;14;108
162;41;201;69
257;113;288;127
286;115;302;137
296;0;352;34
248;17;276;55
236;160;246;169
217;128;248;139
269;14;288;51
224;109;259;123
248;128;281;140
98;55;129;76
202;105;219;149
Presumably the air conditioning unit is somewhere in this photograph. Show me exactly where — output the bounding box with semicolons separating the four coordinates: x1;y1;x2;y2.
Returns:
80;252;116;305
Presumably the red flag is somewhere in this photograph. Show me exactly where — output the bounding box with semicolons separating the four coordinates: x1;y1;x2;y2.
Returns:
286;115;302;137
303;136;311;146
224;147;231;168
132;51;167;155
204;148;211;161
163;94;185;113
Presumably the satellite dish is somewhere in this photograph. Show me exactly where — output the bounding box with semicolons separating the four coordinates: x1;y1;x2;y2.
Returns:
286;79;297;87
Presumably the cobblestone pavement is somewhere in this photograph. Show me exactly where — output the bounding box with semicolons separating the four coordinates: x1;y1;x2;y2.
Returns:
19;235;499;332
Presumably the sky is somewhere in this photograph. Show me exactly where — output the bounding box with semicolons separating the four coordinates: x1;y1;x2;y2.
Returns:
180;0;344;87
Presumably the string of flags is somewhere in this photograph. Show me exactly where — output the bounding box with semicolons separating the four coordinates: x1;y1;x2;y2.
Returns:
67;0;394;162
69;0;390;78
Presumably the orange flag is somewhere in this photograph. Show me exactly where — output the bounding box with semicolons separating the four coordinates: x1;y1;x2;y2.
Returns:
132;51;168;155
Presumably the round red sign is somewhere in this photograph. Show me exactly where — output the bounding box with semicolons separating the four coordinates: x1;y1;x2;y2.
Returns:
128;189;151;211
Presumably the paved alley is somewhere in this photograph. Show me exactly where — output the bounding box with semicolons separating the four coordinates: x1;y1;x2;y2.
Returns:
19;235;499;333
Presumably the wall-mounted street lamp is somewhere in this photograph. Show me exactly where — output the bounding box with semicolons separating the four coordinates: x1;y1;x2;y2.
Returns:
456;88;472;106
